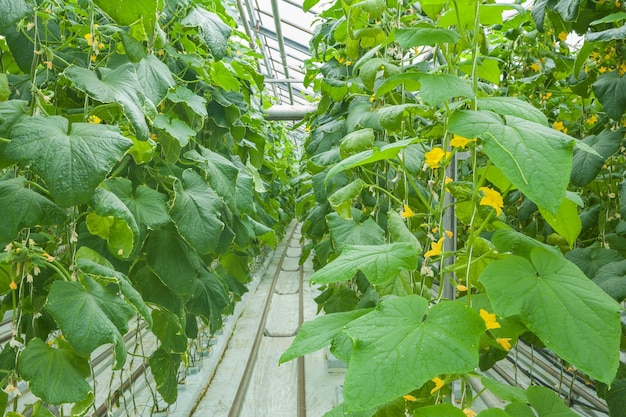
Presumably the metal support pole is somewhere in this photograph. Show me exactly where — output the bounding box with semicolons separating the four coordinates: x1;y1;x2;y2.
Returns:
270;0;294;104
265;104;317;120
442;152;457;300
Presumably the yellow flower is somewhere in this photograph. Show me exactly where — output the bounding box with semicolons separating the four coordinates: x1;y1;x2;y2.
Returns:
444;176;453;184
84;33;93;46
463;409;477;417
479;187;504;216
346;60;353;66
620;62;626;76
599;66;607;74
424;237;445;258
445;230;453;239
424;147;449;169
479;309;502;330
403;394;417;402
450;134;476;149
530;62;541;72
558;31;568;41
457;284;468;292
497;337;513;351
553;120;566;132
401;204;414;219
586;114;598;125
42;252;55;263
338;56;345;64
87;115;101;124
430;377;444;394
369;95;376;102
9;281;17;291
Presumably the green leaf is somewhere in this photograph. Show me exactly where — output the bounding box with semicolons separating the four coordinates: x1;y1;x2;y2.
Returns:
0;177;66;244
326;139;416;184
135;55;175;106
151;309;188;353
6;116;132;207
449;111;574;214
396;28;460;47
387;210;421;251
46;277;135;369
103;178;170;242
357;58;400;90
76;258;152;326
376;73;474;105
94;0;161;39
593;260;626;302
480;248;621;383
460;57;501;85
64;64;149;140
586;26;626;42
327;212;385;252
185;146;239;213
481;376;528;403
303;0;322;12
18;338;91;405
538;196;581;248
145;223;201;299
170;169;224;254
310;243;418;285
350;0;386;19
343;296;484;410
527;386;579;417
322;403;376;417
167;86;208;119
477;97;548;125
605;379;626;417
328;179;366;219
565;247;623;278
593;71;626;121
491;229;557;258
280;309;371;364
181;7;232;60
186;268;230;331
88;186;140;258
340;129;375;157
149;348;181;404
571;129;624;187
210;61;240;91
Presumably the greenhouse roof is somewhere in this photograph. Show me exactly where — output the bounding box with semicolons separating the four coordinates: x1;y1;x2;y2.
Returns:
235;0;322;107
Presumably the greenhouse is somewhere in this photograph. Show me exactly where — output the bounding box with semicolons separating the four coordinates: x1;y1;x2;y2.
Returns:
0;0;624;416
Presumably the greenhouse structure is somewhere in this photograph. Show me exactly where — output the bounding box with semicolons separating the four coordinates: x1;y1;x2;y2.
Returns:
0;0;625;416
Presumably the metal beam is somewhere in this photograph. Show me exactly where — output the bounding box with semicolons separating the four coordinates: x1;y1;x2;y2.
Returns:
265;104;318;120
270;0;294;104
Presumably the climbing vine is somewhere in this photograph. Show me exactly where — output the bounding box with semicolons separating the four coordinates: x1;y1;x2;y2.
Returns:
284;1;626;416
0;0;296;414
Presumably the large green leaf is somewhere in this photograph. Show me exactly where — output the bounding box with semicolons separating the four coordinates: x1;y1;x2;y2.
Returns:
328;179;366;219
480;248;621;383
18;338;91;405
170;169;225;254
325;139;416;183
45;277;135;369
414;405;466;417
565;246;623;278
0;100;28;168
571;129;624;187
527;386;579;417
343;296;484;410
151;309;187;353
327;212;385;252
76;258;152;326
280;309;372;364
102;178;170;242
593;71;626;121
311;243;418;286
185;146;239;213
6;116;132;207
149;348;181;404
537;195;581;248
135;55;175;106
145;223;200;299
153;113;196;147
181;7;232;60
449;111;574;214
88;186;140;258
64;64;149;140
340;129;375;157
477;97;548;125
322;404;375;417
376;73;474;105
186;269;231;331
396;27;460;47
94;0;161;39
166;86;208;119
0;177;66;244
593;260;626;302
